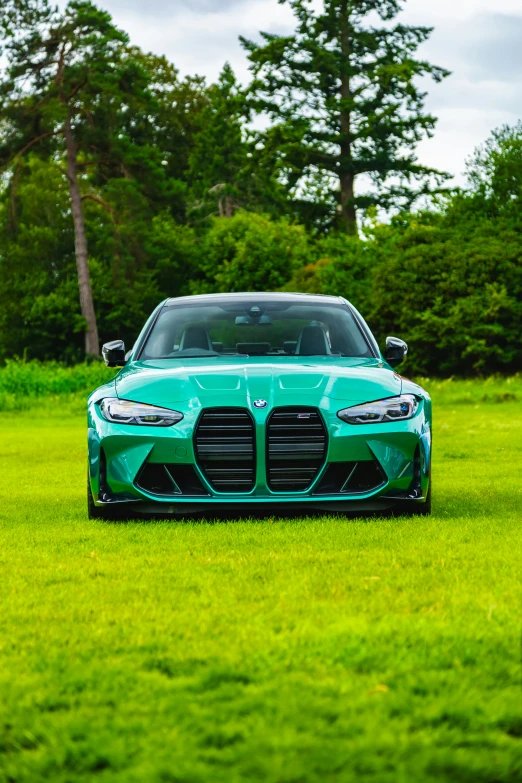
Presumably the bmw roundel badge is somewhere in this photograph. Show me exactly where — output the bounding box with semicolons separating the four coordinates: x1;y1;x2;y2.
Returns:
253;399;268;409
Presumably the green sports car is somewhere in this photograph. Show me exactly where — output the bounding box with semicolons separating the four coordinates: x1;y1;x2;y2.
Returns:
88;293;431;518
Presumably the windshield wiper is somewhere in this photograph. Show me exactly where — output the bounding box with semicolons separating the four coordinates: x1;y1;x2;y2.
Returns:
163;352;249;359
168;352;221;358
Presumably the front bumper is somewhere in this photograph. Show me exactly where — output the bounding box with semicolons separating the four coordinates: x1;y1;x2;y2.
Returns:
88;400;431;515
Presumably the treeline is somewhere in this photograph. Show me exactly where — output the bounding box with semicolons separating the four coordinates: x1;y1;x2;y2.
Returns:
0;0;520;375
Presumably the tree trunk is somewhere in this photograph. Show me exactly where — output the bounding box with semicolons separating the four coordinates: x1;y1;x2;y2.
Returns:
340;172;357;235
64;117;100;357
339;0;358;236
225;195;233;218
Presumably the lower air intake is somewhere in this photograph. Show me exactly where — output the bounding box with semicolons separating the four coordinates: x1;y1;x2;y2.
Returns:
136;464;210;496
313;461;386;495
267;407;327;491
194;408;255;493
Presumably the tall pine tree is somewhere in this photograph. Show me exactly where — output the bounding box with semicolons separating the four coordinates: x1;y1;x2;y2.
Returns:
241;0;451;234
187;63;287;221
187;64;249;220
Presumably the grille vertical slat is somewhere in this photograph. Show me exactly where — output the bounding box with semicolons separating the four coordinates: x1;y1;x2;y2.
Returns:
267;407;327;491
194;408;255;493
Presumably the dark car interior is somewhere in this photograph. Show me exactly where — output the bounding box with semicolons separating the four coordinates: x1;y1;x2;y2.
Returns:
175;325;333;357
139;300;374;360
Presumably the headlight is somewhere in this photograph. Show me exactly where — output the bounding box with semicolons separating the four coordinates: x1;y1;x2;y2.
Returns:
100;398;183;427
338;395;419;425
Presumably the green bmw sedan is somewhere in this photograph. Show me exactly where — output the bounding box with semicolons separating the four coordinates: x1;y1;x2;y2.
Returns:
87;293;431;518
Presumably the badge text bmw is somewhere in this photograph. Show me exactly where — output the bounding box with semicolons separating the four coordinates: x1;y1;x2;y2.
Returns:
253;399;268;409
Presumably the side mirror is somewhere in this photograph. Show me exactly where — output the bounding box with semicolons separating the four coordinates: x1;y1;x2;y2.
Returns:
102;340;126;368
384;336;408;368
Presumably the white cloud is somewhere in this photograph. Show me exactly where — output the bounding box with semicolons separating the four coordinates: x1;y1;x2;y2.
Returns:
102;0;247;13
401;5;522;181
113;0;295;82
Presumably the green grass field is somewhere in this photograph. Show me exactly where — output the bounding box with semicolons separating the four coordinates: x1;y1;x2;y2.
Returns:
0;376;521;782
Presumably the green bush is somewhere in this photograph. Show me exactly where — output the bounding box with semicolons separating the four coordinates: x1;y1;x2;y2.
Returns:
283;233;373;314
366;214;522;375
0;359;117;410
192;211;310;293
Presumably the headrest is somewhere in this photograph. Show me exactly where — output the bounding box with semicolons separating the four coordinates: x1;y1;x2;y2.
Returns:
179;326;213;351
296;325;331;356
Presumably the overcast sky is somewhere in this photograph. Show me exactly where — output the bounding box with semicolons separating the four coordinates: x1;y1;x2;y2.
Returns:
63;0;522;184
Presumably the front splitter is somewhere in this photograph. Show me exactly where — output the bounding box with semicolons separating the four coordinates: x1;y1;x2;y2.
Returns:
107;498;404;517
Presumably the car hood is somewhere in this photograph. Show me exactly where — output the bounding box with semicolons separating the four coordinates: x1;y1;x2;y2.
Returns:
114;357;402;409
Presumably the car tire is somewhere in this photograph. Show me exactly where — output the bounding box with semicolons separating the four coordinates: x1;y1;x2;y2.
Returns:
415;478;432;516
395;470;432;517
87;467;106;519
87;466;125;520
87;465;143;521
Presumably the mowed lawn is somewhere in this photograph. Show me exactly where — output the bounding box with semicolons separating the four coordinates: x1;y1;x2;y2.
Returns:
0;380;521;782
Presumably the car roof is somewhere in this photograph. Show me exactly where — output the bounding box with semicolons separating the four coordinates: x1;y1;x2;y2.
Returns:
164;292;345;306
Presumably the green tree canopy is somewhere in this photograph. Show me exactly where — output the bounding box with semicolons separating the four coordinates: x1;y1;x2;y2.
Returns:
188;63;249;220
187;63;286;222
0;156;201;361
0;0;181;355
287;124;522;375
457;122;522;224
126;47;208;218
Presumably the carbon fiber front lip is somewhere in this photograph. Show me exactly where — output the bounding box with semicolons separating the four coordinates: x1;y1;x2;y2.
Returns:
94;497;143;507
130;498;400;516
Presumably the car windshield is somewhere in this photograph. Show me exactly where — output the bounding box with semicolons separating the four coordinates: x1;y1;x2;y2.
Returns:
139;298;373;360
